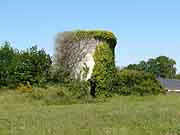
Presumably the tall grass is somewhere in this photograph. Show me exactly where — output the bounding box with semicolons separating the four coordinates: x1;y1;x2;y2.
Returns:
0;87;180;135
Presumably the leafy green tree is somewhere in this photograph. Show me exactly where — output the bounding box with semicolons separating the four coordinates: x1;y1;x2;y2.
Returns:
0;42;52;88
15;45;52;86
0;41;18;87
154;56;176;78
125;56;176;79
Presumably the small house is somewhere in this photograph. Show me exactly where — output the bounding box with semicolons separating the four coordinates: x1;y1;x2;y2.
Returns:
158;77;180;92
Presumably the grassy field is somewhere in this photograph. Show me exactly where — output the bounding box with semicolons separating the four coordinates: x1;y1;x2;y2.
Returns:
0;89;180;135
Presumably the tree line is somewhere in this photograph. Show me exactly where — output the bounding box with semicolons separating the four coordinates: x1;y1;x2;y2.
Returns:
0;41;179;96
124;56;179;79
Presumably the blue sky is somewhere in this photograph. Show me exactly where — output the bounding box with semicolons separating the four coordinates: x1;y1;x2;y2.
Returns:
0;0;180;72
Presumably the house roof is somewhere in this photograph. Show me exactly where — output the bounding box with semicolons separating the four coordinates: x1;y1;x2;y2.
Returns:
157;77;180;90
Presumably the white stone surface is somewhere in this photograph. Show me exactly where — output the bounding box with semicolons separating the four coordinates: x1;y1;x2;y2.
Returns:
55;33;101;80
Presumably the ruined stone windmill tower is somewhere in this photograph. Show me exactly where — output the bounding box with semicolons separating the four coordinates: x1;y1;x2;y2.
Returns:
55;30;117;84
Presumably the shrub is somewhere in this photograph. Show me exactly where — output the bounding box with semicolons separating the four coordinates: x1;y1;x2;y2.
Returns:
30;87;71;104
49;63;71;84
66;80;90;99
112;69;164;96
16;82;32;93
31;88;47;100
30;85;106;105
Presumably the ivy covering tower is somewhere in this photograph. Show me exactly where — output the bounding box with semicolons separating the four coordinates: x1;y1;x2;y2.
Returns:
55;30;117;95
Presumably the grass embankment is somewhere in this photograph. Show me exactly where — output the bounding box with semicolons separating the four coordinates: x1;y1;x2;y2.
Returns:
0;87;180;135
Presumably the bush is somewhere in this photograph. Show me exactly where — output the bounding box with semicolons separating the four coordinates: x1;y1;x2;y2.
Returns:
0;42;52;88
112;69;164;96
49;63;71;84
66;80;90;99
16;82;32;93
30;86;73;105
29;84;107;105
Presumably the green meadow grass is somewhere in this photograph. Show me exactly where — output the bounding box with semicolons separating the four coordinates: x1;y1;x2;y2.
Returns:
0;89;180;135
